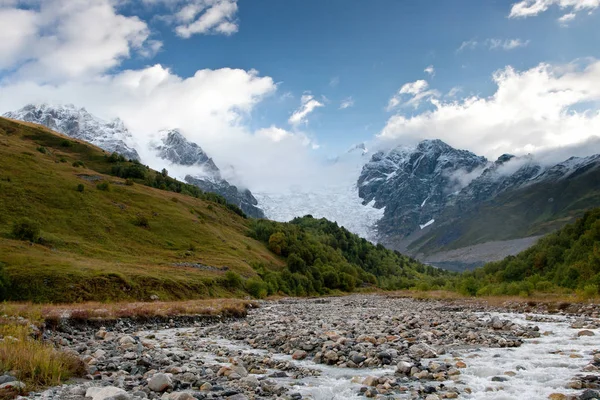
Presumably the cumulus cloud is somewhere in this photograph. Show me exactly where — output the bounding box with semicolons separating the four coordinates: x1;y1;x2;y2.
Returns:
387;80;440;110
144;0;239;37
378;60;600;160
288;94;324;126
0;0;323;193
558;11;577;24
424;65;435;76
457;38;529;52
509;0;600;18
339;97;354;110
0;0;153;82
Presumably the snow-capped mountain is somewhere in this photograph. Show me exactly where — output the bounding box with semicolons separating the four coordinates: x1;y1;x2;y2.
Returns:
152;130;264;218
4;104;140;161
358;138;600;269
358;139;488;238
4;104;265;218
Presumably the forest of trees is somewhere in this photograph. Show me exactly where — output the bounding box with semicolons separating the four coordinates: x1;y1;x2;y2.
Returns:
454;208;600;297
247;215;449;297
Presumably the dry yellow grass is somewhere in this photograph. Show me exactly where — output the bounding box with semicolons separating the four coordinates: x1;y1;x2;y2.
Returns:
0;324;85;398
384;289;600;307
0;298;255;324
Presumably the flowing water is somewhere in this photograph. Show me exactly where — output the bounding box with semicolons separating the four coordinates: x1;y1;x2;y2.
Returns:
146;312;598;400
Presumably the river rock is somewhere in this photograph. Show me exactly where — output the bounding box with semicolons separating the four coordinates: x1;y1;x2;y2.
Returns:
148;373;172;392
409;343;437;359
85;386;130;400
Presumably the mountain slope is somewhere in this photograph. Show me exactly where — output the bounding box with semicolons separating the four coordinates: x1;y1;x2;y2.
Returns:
154;129;264;218
0;117;281;302
458;208;600;295
359;139;488;239
0;117;436;302
4;104;266;218
359;139;600;270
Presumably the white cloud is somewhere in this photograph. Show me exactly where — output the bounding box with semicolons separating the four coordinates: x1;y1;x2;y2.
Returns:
424;65;435;76
0;0;153;82
447;86;462;97
0;0;324;194
457;39;478;52
558;11;577;24
387;80;440;111
488;38;530;50
288;94;324;126
509;0;600;18
458;38;529;52
339;97;354;110
144;0;239;37
378;60;600;160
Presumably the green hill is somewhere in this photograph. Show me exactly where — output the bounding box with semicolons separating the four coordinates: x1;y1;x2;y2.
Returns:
0;117;286;302
0;117;440;303
456;208;600;296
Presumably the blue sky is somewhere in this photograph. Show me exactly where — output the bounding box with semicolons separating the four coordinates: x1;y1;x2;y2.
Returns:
119;0;600;154
1;0;600;190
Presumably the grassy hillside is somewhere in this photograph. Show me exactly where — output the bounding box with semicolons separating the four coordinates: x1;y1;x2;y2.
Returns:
0;117;284;302
455;208;600;296
406;167;600;256
0;117;440;303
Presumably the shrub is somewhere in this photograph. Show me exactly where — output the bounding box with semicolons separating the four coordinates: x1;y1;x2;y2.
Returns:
12;218;40;242
107;152;125;163
133;215;150;228
171;197;178;203
60;140;73;148
581;284;598;300
76;184;84;192
72;161;85;168
96;182;110;191
0;262;9;301
246;278;268;299
36;146;47;154
125;179;134;186
223;271;243;290
59;157;67;163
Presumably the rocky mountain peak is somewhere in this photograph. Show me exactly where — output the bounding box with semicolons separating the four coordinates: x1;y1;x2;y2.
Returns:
155;129;220;177
3;103;140;161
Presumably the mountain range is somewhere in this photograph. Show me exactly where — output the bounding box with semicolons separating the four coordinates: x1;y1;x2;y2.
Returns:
6;103;600;270
4;104;264;218
360;140;600;270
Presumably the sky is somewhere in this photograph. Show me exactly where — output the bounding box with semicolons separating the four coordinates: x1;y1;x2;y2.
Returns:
1;0;600;191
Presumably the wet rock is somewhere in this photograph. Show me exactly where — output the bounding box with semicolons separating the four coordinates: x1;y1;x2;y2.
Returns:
292;350;307;360
578;330;595;337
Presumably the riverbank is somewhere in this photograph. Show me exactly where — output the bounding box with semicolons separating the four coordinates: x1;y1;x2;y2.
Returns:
5;295;598;400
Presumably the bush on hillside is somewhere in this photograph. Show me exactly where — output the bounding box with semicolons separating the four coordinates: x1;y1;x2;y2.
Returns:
12;218;40;242
96;181;110;191
0;262;9;301
76;184;84;192
246;278;268;299
133;215;150;228
223;271;243;290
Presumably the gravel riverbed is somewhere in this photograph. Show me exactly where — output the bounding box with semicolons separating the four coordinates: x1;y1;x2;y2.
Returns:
13;295;600;400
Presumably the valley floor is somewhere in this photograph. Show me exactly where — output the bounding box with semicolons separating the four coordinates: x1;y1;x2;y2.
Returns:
10;295;600;400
